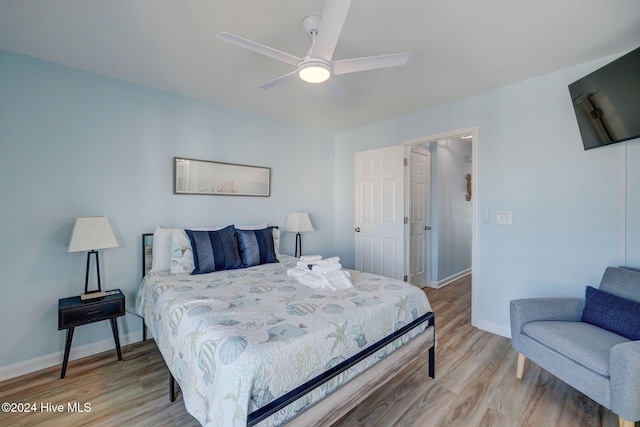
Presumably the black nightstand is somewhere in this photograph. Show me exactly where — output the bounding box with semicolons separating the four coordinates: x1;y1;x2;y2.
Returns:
58;290;125;379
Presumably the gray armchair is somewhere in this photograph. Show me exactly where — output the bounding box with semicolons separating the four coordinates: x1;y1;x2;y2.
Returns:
510;267;640;427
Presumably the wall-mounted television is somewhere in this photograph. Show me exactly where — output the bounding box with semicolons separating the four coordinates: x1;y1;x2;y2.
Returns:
568;46;640;150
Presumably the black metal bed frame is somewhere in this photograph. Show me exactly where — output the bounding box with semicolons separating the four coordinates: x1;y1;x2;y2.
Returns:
140;232;436;426
248;311;434;426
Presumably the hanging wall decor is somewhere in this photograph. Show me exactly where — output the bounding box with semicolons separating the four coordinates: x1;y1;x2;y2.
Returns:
174;157;271;197
465;174;472;201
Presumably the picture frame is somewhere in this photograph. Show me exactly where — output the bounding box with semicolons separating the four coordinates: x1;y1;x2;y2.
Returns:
174;157;271;197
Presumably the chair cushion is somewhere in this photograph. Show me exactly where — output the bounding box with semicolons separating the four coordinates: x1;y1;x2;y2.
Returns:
522;321;629;376
581;286;640;340
598;266;640;302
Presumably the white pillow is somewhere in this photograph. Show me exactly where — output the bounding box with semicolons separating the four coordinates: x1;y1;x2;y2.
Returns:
236;223;267;230
150;227;174;272
170;229;196;274
272;227;280;255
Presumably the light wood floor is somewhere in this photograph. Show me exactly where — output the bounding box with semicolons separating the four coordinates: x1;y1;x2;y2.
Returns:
0;276;629;427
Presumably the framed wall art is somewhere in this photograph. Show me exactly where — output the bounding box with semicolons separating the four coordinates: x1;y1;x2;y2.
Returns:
174;157;271;197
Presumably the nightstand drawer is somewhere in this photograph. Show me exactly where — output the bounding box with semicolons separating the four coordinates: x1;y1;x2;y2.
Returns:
58;291;125;329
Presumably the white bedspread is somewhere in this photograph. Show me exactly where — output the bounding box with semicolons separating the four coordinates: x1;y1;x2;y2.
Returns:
136;255;431;426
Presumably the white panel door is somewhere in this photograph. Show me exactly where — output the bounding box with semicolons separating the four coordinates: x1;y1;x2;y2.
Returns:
355;145;405;280
409;148;430;287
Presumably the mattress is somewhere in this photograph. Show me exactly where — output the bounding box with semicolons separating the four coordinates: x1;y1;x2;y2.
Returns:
135;254;432;426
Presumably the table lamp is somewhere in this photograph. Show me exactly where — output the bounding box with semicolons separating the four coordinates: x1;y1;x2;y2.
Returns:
284;212;314;257
68;216;118;298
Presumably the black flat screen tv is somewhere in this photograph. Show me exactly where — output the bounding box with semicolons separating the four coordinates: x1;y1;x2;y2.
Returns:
568;46;640;150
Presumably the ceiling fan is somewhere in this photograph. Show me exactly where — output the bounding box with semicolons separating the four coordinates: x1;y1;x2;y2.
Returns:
216;0;411;90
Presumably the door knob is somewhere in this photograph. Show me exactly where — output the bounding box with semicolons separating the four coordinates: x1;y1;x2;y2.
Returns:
355;227;361;232
425;226;431;230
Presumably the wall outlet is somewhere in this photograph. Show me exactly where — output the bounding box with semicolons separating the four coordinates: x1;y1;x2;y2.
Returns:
496;211;512;225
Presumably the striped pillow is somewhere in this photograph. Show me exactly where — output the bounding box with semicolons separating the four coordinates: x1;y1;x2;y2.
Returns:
236;227;279;267
185;225;241;274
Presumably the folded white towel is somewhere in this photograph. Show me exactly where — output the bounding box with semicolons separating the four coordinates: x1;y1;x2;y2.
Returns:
296;260;321;269
287;267;310;278
296;269;353;291
293;254;352;291
311;262;343;274
325;270;353;290
317;256;340;266
297;272;332;289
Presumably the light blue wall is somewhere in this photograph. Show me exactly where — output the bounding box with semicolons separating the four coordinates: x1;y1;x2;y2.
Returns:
0;50;334;367
334;52;639;334
430;139;473;282
2;47;639;370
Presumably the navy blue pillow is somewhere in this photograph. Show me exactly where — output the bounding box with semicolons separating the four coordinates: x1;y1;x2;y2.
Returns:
185;226;241;274
581;286;640;340
235;227;279;267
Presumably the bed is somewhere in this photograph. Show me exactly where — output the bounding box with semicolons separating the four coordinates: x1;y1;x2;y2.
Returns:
136;225;435;426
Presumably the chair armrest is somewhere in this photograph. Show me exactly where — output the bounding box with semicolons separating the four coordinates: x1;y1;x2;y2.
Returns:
510;298;584;351
610;341;640;422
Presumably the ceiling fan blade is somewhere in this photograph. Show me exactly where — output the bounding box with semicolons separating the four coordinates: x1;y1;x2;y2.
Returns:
257;70;299;89
217;32;301;66
332;52;411;75
311;0;351;60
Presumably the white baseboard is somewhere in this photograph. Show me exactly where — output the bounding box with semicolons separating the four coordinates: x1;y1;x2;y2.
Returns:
426;268;472;289
0;330;144;382
474;319;511;339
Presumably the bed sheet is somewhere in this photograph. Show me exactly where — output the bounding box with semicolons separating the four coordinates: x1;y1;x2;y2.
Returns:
136;255;431;426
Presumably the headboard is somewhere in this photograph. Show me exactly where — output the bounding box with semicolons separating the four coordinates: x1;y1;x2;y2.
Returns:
142;233;153;278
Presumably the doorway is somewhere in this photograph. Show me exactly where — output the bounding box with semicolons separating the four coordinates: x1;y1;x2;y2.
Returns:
403;126;477;324
353;126;478;326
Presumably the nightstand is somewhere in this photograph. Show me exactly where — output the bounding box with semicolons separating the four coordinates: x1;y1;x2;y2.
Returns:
58;290;125;379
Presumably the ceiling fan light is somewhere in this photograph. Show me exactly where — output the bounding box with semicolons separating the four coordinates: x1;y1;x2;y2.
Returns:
299;62;331;84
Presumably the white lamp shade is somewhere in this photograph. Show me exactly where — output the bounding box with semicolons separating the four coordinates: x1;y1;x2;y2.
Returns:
284;213;314;233
68;216;119;252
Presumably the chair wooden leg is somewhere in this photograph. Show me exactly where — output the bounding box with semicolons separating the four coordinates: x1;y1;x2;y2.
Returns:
516;353;526;379
619;416;635;427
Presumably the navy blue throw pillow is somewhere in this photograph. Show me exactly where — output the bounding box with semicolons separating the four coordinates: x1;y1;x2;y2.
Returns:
581;286;640;340
235;227;279;267
185;226;241;274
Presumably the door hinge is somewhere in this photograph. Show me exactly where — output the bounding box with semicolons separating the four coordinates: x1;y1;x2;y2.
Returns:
404;216;408;224
404;275;408;282
404;158;408;166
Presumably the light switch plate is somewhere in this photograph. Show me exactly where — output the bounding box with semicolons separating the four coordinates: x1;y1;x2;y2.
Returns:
496;211;512;225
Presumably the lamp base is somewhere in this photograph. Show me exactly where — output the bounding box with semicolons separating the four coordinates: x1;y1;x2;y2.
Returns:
84;250;103;294
81;291;105;301
295;232;303;258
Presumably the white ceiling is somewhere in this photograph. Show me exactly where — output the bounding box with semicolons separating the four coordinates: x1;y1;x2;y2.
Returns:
1;0;639;133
